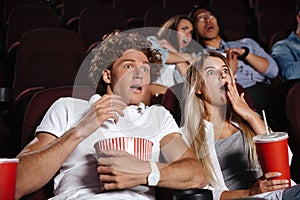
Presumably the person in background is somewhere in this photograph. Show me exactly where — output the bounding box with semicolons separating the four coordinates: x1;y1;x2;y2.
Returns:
14;31;207;200
189;5;279;112
148;15;202;87
182;50;300;200
271;0;300;81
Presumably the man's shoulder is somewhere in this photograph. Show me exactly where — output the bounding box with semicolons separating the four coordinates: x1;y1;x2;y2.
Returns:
272;37;291;48
228;37;257;45
51;97;89;110
57;96;89;104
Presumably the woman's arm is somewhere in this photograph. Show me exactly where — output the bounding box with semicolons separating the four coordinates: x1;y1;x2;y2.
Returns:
226;80;266;134
220;172;289;200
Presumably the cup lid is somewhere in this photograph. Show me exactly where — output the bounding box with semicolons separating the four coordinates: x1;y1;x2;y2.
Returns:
253;132;288;143
0;158;19;163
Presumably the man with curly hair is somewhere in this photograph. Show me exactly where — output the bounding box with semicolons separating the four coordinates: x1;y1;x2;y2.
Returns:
15;31;207;200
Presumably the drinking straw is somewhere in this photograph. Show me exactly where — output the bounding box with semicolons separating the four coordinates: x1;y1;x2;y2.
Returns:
262;110;270;135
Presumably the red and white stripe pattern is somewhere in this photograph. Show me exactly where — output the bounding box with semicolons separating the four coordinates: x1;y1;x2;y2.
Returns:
96;137;153;161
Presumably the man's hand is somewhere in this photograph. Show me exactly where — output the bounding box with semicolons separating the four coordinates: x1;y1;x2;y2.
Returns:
225;48;239;74
76;94;127;139
96;150;150;190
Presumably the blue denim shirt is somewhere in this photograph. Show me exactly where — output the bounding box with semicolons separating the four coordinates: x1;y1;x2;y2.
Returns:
271;31;300;80
206;38;279;88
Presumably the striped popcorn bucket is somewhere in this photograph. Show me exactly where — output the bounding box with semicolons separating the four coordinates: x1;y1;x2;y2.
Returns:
94;137;153;161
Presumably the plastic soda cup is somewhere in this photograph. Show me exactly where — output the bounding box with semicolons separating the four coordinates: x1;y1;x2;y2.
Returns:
0;158;19;200
253;132;290;186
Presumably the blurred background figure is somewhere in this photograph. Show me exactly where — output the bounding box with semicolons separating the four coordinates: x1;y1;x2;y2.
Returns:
189;5;279;113
271;0;300;81
148;15;202;87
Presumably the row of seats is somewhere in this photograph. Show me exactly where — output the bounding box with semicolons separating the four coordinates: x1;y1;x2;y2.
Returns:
5;78;300;199
1;1;296;88
210;0;296;50
0;27;91;159
1;0;209;24
1;0;296;52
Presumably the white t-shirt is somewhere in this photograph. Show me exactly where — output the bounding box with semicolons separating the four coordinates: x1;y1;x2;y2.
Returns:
36;95;181;200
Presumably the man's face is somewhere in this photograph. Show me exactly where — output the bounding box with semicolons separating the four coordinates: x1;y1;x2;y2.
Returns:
106;49;151;105
195;9;220;40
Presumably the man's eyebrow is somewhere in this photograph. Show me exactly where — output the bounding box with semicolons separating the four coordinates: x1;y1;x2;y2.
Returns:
120;58;149;65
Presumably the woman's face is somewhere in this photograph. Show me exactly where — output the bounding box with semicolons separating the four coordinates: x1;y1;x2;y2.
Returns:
198;56;232;106
176;19;193;49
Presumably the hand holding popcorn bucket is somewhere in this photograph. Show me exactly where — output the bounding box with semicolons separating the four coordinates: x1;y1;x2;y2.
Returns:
94;137;153;192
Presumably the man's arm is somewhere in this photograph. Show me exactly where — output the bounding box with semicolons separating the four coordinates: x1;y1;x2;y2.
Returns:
272;42;300;80
15;130;81;199
15;94;127;199
157;133;207;189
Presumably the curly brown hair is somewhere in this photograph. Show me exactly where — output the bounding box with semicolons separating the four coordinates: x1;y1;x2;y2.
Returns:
88;30;163;95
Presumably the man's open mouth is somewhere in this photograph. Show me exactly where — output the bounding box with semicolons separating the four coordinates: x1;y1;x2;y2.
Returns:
130;85;142;90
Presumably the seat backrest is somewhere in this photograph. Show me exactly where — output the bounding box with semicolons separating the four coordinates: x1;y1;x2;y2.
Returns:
20;86;94;148
256;8;296;50
5;5;61;52
62;0;113;23
113;0;151;20
19;86;94;200
285;80;300;183
12;28;88;100
269;29;291;52
163;0;207;14
211;0;253;40
285;81;300;154
78;6;126;48
3;0;49;24
254;0;295;16
143;6;184;27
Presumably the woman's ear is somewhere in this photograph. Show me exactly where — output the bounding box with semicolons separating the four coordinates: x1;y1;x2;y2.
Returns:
102;69;111;84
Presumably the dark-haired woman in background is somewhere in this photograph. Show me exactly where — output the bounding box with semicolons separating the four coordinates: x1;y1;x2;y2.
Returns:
148;15;203;87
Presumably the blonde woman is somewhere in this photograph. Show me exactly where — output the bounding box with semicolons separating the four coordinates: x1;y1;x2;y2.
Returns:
182;51;300;200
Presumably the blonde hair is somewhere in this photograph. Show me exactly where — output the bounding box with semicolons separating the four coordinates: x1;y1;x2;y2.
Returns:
183;51;259;187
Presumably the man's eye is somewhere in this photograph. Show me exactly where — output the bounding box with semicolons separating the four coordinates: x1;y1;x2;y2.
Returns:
124;65;132;70
141;67;149;73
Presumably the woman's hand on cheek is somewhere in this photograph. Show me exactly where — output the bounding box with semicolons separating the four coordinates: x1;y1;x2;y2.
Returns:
226;80;253;119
